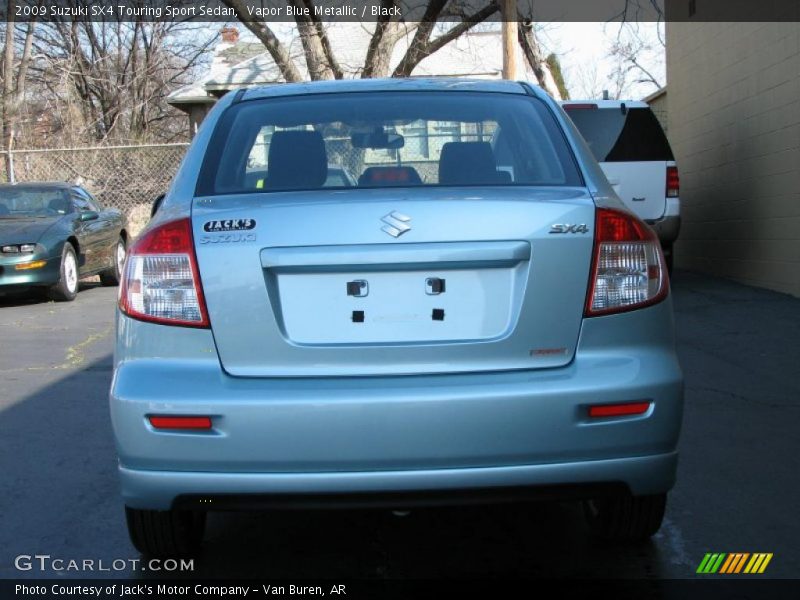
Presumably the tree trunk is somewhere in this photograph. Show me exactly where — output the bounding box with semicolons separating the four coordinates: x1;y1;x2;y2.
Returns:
2;0;16;181
293;0;340;80
391;2;500;78
518;20;561;99
362;6;404;79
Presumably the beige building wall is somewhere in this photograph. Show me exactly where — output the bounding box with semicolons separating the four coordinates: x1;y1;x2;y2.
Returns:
666;23;800;297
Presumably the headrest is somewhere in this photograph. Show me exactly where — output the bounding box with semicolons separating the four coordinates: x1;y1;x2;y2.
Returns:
439;142;499;185
267;131;327;190
48;197;71;214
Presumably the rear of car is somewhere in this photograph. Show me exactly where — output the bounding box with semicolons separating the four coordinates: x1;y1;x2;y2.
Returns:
110;80;683;556
561;101;680;270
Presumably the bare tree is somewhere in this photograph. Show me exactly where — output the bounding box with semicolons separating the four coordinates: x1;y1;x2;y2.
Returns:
391;1;501;77
607;21;664;91
1;0;36;178
221;0;504;81
571;60;603;99
220;0;569;100
517;19;562;98
559;18;665;101
21;14;216;145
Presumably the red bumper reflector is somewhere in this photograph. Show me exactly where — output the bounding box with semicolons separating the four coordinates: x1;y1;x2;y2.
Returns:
588;402;651;418
148;416;212;430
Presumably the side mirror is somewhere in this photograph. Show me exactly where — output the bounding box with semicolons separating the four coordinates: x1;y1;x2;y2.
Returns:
151;193;166;218
79;210;99;222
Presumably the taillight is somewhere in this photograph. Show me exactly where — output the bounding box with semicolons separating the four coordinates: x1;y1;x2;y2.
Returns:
119;218;210;327
562;103;598;110
666;166;679;198
585;208;668;317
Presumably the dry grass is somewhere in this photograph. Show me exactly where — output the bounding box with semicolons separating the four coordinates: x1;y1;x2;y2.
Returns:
126;204;151;239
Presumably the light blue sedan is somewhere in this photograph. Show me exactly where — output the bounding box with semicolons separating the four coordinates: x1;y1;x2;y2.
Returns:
110;78;683;556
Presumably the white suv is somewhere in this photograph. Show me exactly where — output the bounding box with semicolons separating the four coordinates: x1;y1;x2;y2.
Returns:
562;100;680;272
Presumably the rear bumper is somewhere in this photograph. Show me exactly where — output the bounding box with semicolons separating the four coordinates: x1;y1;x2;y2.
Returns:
111;299;683;510
123;453;677;511
647;198;681;244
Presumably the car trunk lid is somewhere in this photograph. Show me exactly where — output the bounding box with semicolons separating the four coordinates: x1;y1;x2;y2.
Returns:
192;187;595;377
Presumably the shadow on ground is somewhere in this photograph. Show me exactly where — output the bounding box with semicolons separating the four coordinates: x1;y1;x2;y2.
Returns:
6;270;800;579
0;280;102;308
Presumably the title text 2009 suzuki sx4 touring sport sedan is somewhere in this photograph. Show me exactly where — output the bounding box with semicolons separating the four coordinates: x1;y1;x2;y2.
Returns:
110;78;683;556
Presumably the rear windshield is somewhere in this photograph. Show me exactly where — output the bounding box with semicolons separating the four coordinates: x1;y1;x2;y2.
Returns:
197;91;582;196
564;106;673;163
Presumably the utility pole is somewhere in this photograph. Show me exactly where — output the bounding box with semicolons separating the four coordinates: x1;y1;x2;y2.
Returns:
501;0;517;80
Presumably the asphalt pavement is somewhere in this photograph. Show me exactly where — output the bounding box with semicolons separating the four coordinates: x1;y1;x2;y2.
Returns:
0;272;798;580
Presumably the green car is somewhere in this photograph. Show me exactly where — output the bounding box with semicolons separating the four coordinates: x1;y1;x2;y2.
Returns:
0;182;128;301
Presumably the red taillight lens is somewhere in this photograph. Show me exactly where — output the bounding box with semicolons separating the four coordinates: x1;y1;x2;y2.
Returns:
562;103;598;110
149;416;212;430
119;218;210;327
666;166;680;198
585;208;668;317
588;402;651;418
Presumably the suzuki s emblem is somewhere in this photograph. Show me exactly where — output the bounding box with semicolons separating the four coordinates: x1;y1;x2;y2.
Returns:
381;211;411;238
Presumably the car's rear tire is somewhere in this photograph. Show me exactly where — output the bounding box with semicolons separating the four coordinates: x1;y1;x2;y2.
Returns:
583;493;667;542
125;507;206;557
48;243;79;302
100;236;126;287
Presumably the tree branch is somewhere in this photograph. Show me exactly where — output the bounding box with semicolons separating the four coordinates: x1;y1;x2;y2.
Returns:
220;0;303;83
362;0;405;78
303;0;343;79
392;1;499;78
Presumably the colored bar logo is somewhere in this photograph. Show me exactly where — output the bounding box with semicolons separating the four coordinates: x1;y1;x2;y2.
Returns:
697;553;773;574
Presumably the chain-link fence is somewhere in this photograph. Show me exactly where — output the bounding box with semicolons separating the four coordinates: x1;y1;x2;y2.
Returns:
1;143;189;237
0;128;497;238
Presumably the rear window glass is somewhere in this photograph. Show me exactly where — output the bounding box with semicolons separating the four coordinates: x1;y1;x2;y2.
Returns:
564;107;673;162
197;92;582;196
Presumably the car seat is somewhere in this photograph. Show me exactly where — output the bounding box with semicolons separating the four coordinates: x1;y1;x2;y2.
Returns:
48;196;72;214
266;131;328;190
438;142;506;185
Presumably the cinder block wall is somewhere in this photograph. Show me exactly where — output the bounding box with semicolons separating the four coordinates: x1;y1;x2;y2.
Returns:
666;23;800;297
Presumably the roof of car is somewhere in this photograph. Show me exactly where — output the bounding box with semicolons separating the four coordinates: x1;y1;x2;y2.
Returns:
0;181;75;190
560;99;649;109
242;77;535;102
